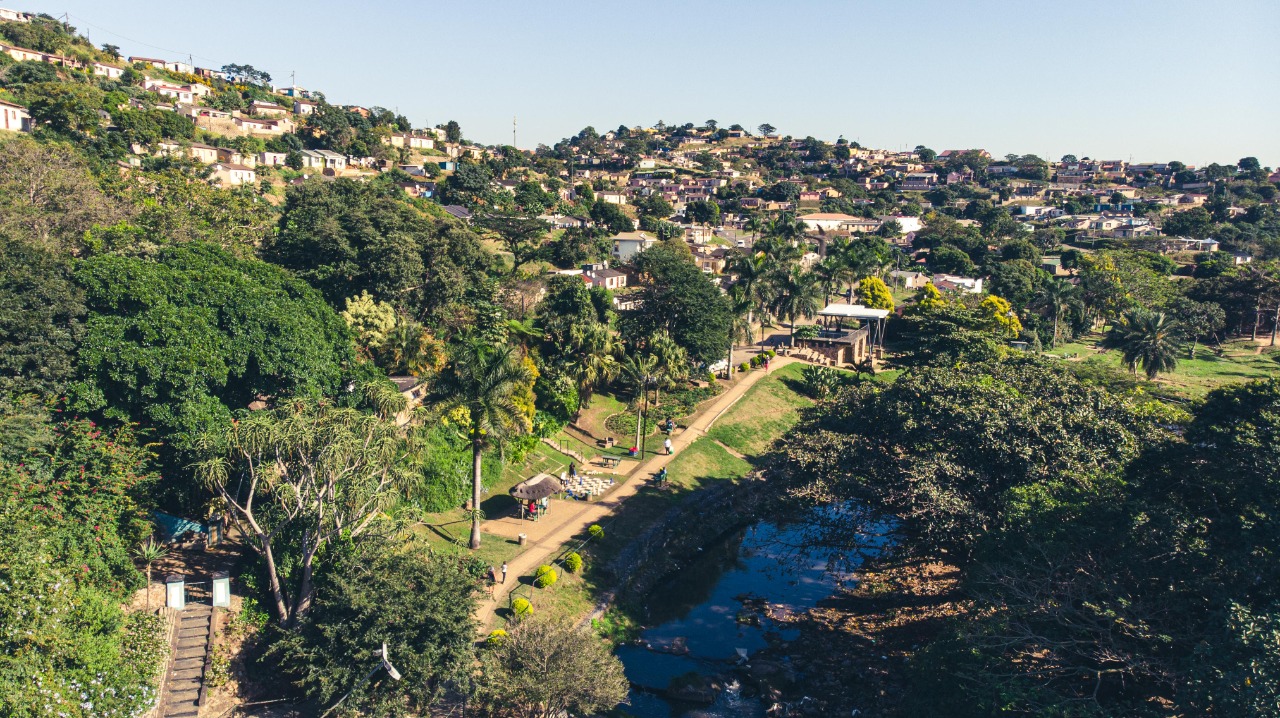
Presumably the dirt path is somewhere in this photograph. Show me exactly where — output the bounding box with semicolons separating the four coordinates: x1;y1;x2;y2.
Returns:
475;356;798;629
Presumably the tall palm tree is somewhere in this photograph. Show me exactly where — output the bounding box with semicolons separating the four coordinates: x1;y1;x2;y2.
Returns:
619;352;659;452
1106;310;1184;380
1033;279;1083;348
434;340;534;549
726;284;755;375
769;266;822;345
730;250;769;330
382;320;446;376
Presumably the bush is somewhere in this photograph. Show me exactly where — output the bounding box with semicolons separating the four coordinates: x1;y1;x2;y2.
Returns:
535;565;558;588
750;355;761;367
486;629;507;646
588;524;605;539
604;411;656;437
564;552;583;573
511;597;533;618
739;363;749;373
705;371;717;383
766;349;777;358
801;364;842;400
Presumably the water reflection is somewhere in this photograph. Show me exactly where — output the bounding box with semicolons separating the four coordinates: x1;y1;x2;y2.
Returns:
616;504;889;717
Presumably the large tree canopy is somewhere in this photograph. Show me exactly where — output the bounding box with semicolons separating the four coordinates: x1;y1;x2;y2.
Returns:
265;178;492;319
69;243;358;492
621;243;730;363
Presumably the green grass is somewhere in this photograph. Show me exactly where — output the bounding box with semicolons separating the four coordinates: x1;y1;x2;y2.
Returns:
1048;334;1280;398
667;436;754;485
707;362;814;455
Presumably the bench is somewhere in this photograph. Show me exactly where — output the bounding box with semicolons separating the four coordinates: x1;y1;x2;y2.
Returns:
598;456;621;469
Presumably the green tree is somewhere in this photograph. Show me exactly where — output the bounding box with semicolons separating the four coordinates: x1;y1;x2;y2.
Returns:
1168;296;1225;358
1032;278;1083;347
475;213;550;274
929;244;976;275
196;399;412;626
71;243;358;494
0;137;124;252
768;266;822;344
621;244;731;363
27;81;103;134
268;540;477;715
757;123;776;136
619;351;658;451
0;238;85;396
433;341;534;549
475;614;628;717
1105;309;1184;379
685;199;721;226
589;200;633;234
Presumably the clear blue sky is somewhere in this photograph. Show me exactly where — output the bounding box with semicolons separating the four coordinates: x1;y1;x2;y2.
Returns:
41;0;1280;166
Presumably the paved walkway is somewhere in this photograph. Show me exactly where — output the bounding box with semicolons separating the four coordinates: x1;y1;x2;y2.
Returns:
476;355;797;628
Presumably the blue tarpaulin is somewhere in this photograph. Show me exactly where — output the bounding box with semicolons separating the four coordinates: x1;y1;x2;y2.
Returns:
154;511;205;542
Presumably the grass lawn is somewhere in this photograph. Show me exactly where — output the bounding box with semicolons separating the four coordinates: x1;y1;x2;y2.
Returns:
1049;333;1279;398
707;362;815;456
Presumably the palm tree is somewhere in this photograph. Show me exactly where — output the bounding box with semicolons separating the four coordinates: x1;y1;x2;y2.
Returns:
434;340;535;549
619;352;659;452
769;266;822;345
729;250;769;330
1033;279;1083;348
813;256;849;305
1106;310;1184;380
568;323;620;403
726;284;754;376
133;538;169;610
382;320;446;376
648;331;689;408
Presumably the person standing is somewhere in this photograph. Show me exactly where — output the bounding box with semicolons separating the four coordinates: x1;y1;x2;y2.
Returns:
500;562;508;584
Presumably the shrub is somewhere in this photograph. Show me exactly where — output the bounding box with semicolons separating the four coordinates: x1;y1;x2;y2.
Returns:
535;565;558;588
739;363;749;373
705;371;717;383
564;552;583;573
750;355;761;367
486;629;507;646
588;524;605;539
605;411;656;437
801;364;842;400
766;349;777;358
511;597;533;618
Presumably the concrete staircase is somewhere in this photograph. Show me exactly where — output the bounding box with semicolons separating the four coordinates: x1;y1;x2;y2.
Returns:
161;606;214;718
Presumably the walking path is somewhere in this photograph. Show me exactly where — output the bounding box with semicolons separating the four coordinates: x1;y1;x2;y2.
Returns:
475;356;797;628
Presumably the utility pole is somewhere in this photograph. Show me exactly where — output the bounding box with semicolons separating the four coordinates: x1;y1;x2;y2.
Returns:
290;70;295;88
512;115;517;149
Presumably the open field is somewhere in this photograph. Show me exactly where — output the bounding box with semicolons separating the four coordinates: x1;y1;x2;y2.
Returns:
1050;333;1279;398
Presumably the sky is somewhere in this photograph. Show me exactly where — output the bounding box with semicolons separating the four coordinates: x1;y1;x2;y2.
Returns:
38;0;1280;166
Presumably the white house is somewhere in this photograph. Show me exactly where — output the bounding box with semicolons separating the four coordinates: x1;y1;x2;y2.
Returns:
258;151;288;167
585;267;627;290
300;149;346;171
933;274;983;293
611;231;657;262
0;99;29;132
92;62;123;79
211;163;256;186
889;270;929;289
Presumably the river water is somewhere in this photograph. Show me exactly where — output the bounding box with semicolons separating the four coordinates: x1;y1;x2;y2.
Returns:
615;505;888;717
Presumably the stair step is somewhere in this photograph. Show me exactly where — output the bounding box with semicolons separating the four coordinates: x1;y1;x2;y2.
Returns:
171;667;204;681
175;647;206;660
176;637;208;650
171;657;204;670
168;681;200;694
164;700;199;717
180;615;211;624
178;628;208;640
167;689;199;703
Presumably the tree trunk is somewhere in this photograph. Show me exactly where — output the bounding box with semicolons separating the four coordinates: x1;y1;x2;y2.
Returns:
634;395;643;452
260;537;291;626
1271;306;1279;347
790;313;797;346
290;544;317;625
1052;313;1060;348
1189;338;1197;359
470;441;483;550
726;343;734;379
145;565;152;610
1252;304;1260;340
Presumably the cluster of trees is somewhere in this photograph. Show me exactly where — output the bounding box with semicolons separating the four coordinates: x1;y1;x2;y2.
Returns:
778;356;1280;716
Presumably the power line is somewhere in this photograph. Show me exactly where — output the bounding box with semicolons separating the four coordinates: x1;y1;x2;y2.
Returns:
66;12;222;66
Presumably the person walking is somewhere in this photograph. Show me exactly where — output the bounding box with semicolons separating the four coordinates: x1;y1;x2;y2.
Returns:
664;437;674;455
487;565;497;597
500;562;508;584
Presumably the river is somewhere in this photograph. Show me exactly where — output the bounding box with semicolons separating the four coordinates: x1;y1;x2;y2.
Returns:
615;504;888;717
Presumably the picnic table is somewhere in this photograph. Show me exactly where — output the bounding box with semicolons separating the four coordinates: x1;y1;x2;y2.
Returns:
598;456;622;469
